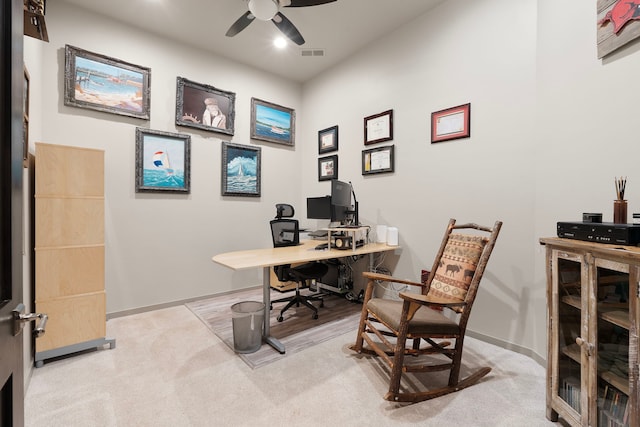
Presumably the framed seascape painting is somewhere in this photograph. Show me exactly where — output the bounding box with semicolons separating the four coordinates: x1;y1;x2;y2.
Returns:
175;77;235;136
135;128;190;193
250;98;295;146
64;45;151;120
221;142;261;197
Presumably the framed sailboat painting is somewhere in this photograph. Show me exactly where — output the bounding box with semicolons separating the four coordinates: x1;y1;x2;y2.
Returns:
221;142;261;197
135;127;191;193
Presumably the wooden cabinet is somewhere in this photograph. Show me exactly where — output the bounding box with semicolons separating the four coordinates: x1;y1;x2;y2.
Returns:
541;237;639;426
34;143;114;366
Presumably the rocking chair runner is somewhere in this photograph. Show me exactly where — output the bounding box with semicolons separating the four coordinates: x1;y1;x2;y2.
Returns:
350;218;502;403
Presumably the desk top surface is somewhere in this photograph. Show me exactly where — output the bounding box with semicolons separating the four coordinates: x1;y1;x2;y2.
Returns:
212;239;398;270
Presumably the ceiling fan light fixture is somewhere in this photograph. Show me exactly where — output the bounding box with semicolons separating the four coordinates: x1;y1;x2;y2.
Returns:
248;0;278;21
273;36;287;49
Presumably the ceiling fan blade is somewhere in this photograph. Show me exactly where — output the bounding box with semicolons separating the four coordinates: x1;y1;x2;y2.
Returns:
286;0;337;7
225;11;255;37
271;12;305;45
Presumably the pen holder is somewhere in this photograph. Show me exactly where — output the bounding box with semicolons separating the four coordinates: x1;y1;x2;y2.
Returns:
613;200;628;224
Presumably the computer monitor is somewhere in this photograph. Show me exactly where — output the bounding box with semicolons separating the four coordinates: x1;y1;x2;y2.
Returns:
330;179;359;225
306;196;331;220
331;179;351;208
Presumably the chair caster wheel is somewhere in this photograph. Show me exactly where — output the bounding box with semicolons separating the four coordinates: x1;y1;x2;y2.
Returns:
312;313;318;320
277;316;284;322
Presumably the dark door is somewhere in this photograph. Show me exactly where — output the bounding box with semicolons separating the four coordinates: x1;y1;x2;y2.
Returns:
0;0;25;426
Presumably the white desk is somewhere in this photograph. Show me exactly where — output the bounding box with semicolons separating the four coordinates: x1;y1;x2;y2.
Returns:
212;239;398;353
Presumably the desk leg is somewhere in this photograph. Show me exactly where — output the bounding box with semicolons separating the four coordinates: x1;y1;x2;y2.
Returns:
262;266;285;354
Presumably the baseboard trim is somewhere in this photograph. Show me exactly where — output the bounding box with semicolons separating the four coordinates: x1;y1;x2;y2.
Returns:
467;329;546;367
106;286;262;320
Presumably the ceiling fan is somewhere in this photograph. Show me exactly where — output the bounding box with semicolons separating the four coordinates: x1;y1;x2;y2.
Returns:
225;0;337;46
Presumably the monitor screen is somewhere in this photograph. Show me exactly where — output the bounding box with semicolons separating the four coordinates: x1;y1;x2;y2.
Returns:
306;196;331;219
331;179;351;207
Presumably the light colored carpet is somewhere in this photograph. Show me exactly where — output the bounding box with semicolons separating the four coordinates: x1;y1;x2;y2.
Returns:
185;287;362;369
24;300;558;426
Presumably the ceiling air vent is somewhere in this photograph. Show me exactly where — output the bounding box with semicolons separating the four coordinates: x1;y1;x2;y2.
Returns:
301;48;325;57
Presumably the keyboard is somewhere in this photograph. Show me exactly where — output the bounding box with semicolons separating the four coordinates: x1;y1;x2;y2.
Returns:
314;243;329;250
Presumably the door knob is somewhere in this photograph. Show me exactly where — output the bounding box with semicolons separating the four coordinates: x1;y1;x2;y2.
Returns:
575;336;594;356
12;303;48;337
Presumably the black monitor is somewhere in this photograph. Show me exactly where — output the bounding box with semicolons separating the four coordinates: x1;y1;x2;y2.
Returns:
306;196;331;220
331;179;351;208
330;179;359;225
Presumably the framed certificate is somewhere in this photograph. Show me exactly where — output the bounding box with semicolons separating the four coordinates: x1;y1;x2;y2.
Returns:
431;103;471;143
362;145;394;175
318;125;338;154
364;109;393;145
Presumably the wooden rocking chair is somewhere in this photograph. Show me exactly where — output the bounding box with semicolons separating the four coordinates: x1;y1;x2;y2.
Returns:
350;218;502;403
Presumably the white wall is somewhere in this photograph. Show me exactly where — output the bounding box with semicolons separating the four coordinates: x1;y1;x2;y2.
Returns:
24;0;640;365
302;0;542;358
31;2;305;314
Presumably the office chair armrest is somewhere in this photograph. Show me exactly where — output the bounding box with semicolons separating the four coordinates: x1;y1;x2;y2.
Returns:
362;272;427;289
398;292;467;309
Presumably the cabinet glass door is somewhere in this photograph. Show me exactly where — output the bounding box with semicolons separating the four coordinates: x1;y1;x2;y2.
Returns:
555;255;583;416
595;260;630;427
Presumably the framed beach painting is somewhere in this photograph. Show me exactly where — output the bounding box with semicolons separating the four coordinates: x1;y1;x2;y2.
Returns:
175;76;235;136
221;142;261;197
250;98;295;146
135;128;190;193
64;45;151;120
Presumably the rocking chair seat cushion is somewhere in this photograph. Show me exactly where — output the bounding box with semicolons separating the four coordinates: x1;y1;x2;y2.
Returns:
367;297;460;335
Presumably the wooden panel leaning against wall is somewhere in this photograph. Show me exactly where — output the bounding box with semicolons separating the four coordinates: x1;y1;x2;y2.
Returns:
34;142;115;367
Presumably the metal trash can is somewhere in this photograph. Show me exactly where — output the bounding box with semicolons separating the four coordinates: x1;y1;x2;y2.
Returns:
230;301;265;354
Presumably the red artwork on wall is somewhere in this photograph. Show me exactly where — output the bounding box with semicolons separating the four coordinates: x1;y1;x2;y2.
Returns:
598;0;640;34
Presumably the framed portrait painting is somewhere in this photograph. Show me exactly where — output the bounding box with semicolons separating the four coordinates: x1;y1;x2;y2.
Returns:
175;76;235;136
222;142;261;197
64;45;151;119
135;128;190;193
250;98;295;146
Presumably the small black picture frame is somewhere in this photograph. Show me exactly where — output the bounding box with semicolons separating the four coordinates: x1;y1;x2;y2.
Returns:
318;155;338;181
318;125;338;154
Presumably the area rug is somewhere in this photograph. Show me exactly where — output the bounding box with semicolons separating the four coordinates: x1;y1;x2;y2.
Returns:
185;286;362;369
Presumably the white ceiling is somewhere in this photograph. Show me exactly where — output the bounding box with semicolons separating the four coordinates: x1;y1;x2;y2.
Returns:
59;0;446;83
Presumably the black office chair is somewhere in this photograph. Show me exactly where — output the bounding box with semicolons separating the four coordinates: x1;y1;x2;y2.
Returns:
270;204;328;321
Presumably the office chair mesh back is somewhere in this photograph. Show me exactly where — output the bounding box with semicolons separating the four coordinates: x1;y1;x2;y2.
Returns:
269;210;327;321
270;218;299;248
